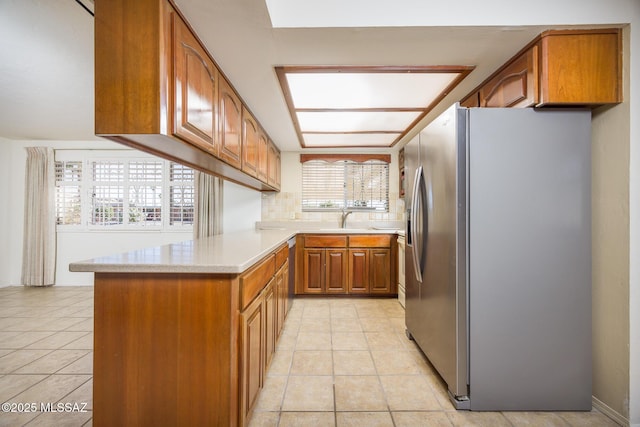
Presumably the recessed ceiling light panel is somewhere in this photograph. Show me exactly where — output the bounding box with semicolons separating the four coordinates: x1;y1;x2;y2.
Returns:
276;66;474;148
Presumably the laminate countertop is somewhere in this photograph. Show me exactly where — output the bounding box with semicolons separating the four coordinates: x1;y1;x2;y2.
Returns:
69;229;297;274
69;228;402;275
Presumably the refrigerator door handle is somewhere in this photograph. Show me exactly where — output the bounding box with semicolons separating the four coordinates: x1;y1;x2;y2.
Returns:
410;166;424;283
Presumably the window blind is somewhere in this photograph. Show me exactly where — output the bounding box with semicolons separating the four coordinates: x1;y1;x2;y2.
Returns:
55;161;82;225
302;160;389;212
54;154;194;230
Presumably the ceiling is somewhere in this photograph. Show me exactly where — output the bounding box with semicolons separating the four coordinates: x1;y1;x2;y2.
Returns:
0;0;629;152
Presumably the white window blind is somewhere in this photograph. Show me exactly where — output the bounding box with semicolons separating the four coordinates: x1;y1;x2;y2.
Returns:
169;163;195;225
55;153;194;230
302;160;389;211
55;161;82;225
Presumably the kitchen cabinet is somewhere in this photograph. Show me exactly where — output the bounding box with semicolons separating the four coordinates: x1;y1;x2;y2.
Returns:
240;289;264;424
370;249;392;293
300;236;348;294
479;45;538;108
297;234;397;296
257;130;269;183
301;248;348;294
398;148;405;198
276;263;288;337
242;107;259;178
172;14;218;154
91;240;290;427
218;76;243;169
267;140;281;190
348;249;369;294
94;0;281;192
460;91;479;108
348;235;393;295
461;29;621;108
263;279;277;368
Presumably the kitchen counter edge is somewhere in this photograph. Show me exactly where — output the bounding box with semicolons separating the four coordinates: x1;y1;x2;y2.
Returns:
69;228;403;275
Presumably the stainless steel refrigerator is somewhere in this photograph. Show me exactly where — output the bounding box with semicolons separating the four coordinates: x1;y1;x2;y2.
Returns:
405;104;592;410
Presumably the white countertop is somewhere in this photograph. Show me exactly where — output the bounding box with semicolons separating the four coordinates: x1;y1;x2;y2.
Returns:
69;229;296;274
69;228;403;275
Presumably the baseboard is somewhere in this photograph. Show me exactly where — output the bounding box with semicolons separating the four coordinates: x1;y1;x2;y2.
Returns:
593;395;629;427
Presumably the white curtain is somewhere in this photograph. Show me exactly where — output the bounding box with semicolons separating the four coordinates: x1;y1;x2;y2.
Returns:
21;147;56;286
193;171;223;238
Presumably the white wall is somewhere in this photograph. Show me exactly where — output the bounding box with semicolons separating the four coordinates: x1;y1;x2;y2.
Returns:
223;180;261;232
0;138;13;287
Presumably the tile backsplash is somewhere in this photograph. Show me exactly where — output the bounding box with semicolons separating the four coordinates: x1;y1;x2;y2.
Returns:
261;191;405;226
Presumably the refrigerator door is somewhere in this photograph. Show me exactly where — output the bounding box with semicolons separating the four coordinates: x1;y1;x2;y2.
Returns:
468;108;591;410
410;166;427;283
410;104;468;399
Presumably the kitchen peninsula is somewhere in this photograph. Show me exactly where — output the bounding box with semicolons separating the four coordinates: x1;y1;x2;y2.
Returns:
70;228;399;426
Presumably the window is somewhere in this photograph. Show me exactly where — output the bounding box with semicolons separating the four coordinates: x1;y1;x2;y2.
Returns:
302;159;389;212
55;161;83;225
55;152;194;230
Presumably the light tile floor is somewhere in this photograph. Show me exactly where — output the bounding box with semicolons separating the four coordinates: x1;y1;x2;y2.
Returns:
249;296;620;427
0;286;93;427
0;286;620;427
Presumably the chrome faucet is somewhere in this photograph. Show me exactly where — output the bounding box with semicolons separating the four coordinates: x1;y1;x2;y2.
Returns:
340;210;353;228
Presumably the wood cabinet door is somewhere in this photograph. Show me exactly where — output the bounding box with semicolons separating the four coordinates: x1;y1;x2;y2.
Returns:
460;91;480;108
370;249;392;294
275;265;286;338
540;31;621;105
325;249;347;294
275;150;281;190
241;108;259;178
303;249;324;294
172;15;217;153
479;45;538;108
263;280;276;368
348;249;370;294
257;130;269;183
267;141;279;188
240;294;264;423
282;262;289;321
218;76;242;168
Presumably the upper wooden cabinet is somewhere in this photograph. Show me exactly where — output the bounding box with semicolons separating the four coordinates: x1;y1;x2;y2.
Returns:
267;141;280;190
538;30;621;105
479;45;538;108
257;129;269;183
172;14;218;154
461;29;622;108
218;76;243;169
94;0;280;192
242;108;259;178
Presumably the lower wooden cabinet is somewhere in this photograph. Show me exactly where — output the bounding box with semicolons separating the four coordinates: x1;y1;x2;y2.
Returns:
348;248;392;294
239;256;289;426
370;249;392;294
240;292;264;423
297;234;397;296
263;279;277;368
348;249;369;294
326;249;348;293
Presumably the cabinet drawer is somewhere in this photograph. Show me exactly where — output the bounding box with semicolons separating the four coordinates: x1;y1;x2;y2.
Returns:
240;254;275;310
275;244;289;268
348;235;391;248
304;235;347;248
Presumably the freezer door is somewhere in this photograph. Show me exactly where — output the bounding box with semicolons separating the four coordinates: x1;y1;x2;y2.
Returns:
411;104;468;398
